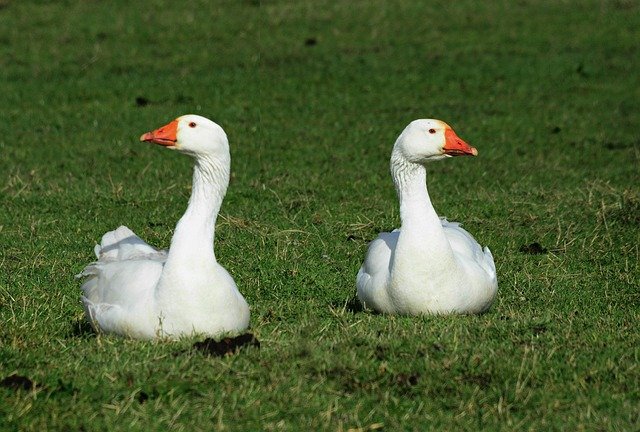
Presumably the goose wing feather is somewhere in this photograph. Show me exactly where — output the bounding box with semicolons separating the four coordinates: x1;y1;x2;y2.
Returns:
441;218;496;281
77;226;166;337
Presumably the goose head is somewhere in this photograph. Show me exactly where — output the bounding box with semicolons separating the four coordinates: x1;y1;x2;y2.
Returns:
140;114;229;158
394;119;477;164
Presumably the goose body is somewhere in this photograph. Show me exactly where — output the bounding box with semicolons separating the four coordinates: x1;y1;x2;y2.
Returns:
78;115;249;339
356;120;497;314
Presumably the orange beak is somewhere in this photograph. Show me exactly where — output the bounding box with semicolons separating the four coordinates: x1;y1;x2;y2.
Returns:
443;128;478;156
139;119;179;147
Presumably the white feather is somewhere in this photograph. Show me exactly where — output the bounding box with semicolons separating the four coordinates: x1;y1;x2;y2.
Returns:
77;115;250;339
356;120;498;315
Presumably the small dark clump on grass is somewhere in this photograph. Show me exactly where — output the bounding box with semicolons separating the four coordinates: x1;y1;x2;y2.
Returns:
137;391;149;404
519;242;548;254
135;96;150;107
0;375;38;391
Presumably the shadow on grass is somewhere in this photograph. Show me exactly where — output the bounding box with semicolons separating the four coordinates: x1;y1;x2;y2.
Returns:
345;296;365;313
331;296;371;314
67;318;96;339
65;319;262;359
190;333;260;357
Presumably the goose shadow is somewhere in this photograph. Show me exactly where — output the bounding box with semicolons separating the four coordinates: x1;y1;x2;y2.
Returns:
331;296;367;314
67;318;96;338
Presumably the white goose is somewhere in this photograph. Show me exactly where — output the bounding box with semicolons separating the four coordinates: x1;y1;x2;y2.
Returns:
78;115;250;339
356;119;497;315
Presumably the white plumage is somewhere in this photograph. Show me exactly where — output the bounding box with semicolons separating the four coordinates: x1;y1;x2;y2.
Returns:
78;115;249;339
356;119;498;314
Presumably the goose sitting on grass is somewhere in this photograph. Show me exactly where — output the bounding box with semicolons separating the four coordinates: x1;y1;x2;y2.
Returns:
78;115;250;339
356;119;498;315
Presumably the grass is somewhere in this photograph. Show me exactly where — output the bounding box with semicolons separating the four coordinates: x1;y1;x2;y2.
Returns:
0;0;638;430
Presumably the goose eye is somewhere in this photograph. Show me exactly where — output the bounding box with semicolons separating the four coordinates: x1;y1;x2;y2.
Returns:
428;128;436;134
188;122;197;128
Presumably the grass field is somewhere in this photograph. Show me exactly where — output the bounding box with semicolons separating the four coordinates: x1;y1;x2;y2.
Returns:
1;0;638;430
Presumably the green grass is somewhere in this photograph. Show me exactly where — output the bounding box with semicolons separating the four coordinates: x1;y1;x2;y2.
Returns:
1;0;638;430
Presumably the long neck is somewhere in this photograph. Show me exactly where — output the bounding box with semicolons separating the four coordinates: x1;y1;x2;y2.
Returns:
390;150;453;259
164;153;229;268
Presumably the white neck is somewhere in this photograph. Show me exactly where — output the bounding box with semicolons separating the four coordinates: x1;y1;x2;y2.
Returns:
390;149;453;261
164;153;229;269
